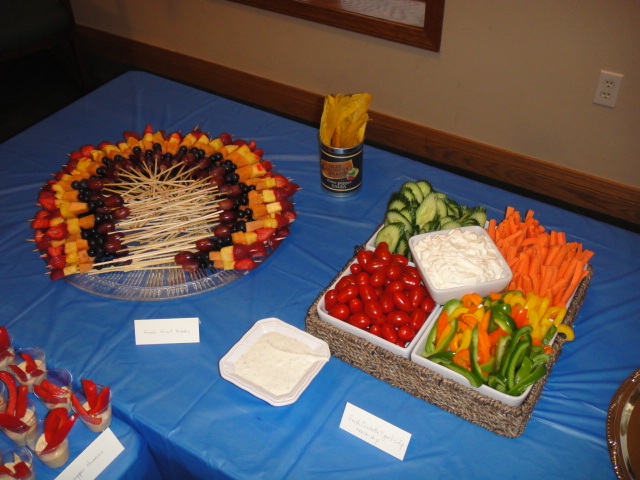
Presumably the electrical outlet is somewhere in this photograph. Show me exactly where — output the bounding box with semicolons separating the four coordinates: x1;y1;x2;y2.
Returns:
593;70;623;108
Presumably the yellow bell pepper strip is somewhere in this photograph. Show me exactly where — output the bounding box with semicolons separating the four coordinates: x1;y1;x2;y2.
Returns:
457;328;472;352
556;323;575;341
434;318;459;354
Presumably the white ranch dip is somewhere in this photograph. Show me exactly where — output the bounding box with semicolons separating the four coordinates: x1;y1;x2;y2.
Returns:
234;332;322;396
414;229;505;289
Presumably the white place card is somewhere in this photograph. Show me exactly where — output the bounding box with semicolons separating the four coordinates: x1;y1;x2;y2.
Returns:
134;317;200;345
339;402;411;460
55;428;124;480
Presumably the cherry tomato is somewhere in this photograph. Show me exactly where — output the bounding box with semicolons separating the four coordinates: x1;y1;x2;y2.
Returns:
349;313;371;330
387;310;411;327
324;289;338;311
381;323;398;343
335;275;355;291
355;272;370;286
356;250;373;269
359;284;377;302
400;273;421;289
349;262;363;274
364;299;383;320
328;304;350;321
391;254;409;266
403;266;421;278
393;291;412;312
369;324;382;337
348;297;363;314
409;308;428;331
420;296;436;314
370;269;387;288
363;257;388;274
337;284;359;304
397;325;416;342
385;280;405;295
408;286;426;309
379;292;395;314
374;247;392;262
374;241;390;255
386;263;403;281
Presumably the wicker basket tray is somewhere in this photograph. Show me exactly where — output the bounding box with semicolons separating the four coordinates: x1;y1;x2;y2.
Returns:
305;247;593;438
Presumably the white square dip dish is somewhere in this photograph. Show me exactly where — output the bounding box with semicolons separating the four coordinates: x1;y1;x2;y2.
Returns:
219;317;330;406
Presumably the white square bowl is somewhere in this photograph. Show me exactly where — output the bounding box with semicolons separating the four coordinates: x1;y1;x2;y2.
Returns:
316;257;441;359
408;226;512;305
219;318;330;406
409;315;531;407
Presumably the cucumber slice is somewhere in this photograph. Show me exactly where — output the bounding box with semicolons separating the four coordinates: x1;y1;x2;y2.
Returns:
416;180;433;198
445;197;461;217
395;236;409;256
415;193;437;228
399;207;416;225
375;223;405;253
387;192;408;212
400;186;417;206
435;197;448;218
469;207;487;227
441;220;461;230
385;210;413;234
402;181;424;205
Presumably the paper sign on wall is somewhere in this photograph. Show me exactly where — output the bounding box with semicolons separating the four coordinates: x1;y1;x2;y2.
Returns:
55;428;124;480
339;402;411;460
134;317;200;345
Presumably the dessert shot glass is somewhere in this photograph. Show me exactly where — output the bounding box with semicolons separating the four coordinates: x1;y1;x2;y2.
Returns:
0;330;15;373
34;368;73;412
72;383;112;433
1;399;37;447
13;346;46;392
26;418;70;469
0;445;34;480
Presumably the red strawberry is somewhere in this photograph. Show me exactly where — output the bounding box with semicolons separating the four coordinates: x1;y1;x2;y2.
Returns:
47;245;64;258
45;224;67;241
247;242;267;258
283;211;297;224
253;148;264;159
273;174;289;188
232;139;247;147
260;160;273;172
280;200;294;212
30;218;50;229
232;244;249;260
38;192;58;211
234;258;257;271
255;228;275;242
50;269;65;281
80;144;95;158
219;133;232;146
48;256;66;269
271;187;290;202
122;130;141;141
284;182;300;196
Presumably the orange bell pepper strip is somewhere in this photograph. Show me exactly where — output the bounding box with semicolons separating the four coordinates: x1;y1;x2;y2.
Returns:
436;310;449;339
453;349;471;369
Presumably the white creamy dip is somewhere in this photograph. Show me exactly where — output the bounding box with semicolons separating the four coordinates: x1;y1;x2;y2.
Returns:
234;332;323;396
414;229;505;289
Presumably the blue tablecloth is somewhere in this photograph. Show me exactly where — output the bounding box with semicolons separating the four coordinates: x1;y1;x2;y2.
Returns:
0;71;638;479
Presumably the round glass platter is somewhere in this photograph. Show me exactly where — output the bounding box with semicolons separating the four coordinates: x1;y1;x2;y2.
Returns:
64;263;250;301
607;367;640;480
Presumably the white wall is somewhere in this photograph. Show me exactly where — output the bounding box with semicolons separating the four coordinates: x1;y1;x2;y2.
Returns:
72;0;640;188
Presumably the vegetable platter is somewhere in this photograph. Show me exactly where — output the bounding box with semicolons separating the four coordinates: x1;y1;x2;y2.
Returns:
306;180;594;437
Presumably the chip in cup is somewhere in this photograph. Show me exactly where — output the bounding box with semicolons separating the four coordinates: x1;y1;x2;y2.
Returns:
319;93;372;148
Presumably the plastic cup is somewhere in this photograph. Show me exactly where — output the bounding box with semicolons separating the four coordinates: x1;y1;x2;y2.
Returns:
1;399;37;447
27;418;69;469
14;346;46;392
72;383;112;432
34;368;73;412
0;446;34;480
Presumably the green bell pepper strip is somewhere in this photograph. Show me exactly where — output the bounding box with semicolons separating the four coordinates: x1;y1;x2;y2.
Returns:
506;337;532;390
428;351;456;364
506;364;547;396
468;325;487;383
492;310;516;334
487;373;508;393
422;321;438;356
542;324;558;345
514;355;533;385
498;325;533;378
494;335;511;371
443;298;463;316
530;352;551;369
445;362;484;388
433;317;458;354
480;357;496;374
